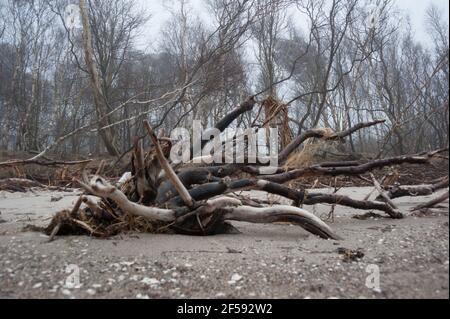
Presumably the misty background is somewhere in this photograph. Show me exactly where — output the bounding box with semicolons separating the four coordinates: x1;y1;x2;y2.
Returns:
0;0;448;159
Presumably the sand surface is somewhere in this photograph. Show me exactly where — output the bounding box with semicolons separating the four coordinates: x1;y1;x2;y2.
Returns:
0;187;448;299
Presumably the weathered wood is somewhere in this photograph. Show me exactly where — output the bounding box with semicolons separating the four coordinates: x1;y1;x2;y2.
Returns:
412;191;449;212
304;193;403;219
377;176;449;201
370;173;399;210
144;121;194;208
42;97;445;242
223;205;340;240
263;152;438;184
167;177;403;218
0;159;92;168
85;176;177;222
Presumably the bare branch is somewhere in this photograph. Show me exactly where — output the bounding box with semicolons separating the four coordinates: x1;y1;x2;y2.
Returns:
279;120;386;163
144;121;194;208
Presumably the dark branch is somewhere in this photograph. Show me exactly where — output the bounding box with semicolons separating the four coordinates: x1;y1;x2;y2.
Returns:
265;152;439;184
278;120;386;164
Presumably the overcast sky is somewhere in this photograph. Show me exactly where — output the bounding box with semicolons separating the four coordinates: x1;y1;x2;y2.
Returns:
135;0;449;50
396;0;449;42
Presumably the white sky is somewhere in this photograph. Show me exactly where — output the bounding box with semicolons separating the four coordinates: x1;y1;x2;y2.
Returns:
135;0;449;50
396;0;449;43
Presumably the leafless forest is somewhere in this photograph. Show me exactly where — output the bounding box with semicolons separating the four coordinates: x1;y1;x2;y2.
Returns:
0;0;448;158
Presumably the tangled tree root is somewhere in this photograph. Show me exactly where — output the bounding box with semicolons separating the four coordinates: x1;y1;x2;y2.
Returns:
44;99;448;242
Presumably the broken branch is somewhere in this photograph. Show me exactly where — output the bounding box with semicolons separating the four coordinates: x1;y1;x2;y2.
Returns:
278;120;386;163
144;121;194;208
264;151;439;184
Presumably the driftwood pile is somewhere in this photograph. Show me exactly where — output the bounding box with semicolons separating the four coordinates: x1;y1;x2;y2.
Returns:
42;98;448;241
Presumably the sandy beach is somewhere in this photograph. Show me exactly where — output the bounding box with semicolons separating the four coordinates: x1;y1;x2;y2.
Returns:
0;187;448;299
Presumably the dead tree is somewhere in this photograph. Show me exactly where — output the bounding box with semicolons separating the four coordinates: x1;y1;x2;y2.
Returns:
375;176;449;201
79;0;119;156
45;96;448;241
411;191;449;215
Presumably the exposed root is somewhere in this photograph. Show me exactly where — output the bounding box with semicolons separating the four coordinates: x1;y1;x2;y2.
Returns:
223;205;340;240
41;112;446;243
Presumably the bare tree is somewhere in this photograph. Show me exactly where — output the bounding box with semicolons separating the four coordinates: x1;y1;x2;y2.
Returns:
0;0;447;163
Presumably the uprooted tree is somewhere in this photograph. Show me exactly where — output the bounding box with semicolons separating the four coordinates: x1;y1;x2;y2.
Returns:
43;97;449;241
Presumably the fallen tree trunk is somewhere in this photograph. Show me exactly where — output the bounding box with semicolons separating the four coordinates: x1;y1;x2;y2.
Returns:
0;159;92;168
0;178;45;192
40;94;447;243
164;177;403;218
303;193;403;219
412;191;449;212
222;205;339;240
376;176;449;201
72;175;339;239
263;152;442;184
144;121;194;208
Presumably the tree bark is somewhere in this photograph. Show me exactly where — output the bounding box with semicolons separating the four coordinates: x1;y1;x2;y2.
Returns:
376;177;449;201
79;0;119;156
